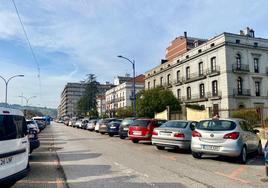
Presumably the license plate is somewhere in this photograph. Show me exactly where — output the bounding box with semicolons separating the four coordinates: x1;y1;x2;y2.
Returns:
133;131;141;135
123;128;129;131
202;145;220;151
110;126;116;129
0;157;13;166
160;132;171;136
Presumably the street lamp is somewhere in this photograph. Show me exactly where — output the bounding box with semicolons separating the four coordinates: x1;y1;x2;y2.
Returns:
0;74;24;106
18;95;36;106
117;55;136;117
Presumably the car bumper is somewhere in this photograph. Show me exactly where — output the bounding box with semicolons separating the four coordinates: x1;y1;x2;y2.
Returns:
0;165;30;186
129;134;152;141
191;142;241;157
119;130;128;137
108;129;119;134
152;138;191;149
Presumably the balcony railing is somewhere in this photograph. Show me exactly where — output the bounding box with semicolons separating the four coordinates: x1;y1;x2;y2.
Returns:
181;93;208;103
184;72;206;83
207;91;222;99
233;89;251;96
207;66;220;76
173;78;184;86
232;64;250;72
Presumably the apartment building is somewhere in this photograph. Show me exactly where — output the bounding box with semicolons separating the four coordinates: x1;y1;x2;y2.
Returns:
145;28;268;117
106;75;145;117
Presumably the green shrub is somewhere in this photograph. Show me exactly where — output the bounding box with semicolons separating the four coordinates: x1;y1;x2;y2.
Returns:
231;109;260;126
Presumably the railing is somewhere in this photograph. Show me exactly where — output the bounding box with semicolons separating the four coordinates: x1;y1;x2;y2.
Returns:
173;78;184;86
232;64;250;72
207;66;220;75
181;93;208;102
207;91;222;98
233;89;251;96
184;72;206;83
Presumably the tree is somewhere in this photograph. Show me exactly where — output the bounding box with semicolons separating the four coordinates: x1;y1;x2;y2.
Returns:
116;107;133;118
136;87;181;118
77;74;100;116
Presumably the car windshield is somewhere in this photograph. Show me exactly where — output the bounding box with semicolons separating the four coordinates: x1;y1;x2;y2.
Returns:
160;121;188;129
26;120;35;125
131;120;150;127
197;120;236;131
121;119;134;126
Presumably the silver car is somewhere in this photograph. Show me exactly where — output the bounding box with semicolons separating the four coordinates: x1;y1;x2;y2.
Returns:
152;120;197;150
191;118;262;163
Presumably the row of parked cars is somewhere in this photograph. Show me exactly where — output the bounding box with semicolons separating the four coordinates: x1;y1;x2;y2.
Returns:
61;116;268;174
0;107;48;187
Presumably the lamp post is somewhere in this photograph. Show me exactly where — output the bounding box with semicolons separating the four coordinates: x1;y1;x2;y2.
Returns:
0;74;24;106
117;55;136;117
18;95;36;118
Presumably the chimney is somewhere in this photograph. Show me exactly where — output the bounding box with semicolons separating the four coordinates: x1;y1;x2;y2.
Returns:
184;31;187;38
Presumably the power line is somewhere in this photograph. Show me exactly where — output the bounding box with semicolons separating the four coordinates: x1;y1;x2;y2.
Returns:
11;0;42;99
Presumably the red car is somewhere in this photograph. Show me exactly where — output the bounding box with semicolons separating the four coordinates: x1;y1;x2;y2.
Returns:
128;118;166;143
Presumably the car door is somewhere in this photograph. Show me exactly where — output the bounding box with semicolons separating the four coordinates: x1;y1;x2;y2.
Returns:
239;121;253;151
245;121;260;151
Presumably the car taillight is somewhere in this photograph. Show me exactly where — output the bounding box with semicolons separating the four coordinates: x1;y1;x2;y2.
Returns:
152;131;158;136
174;132;185;138
192;130;202;137
223;132;239;140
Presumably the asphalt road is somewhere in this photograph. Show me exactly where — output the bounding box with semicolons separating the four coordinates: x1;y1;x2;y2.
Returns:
14;122;268;188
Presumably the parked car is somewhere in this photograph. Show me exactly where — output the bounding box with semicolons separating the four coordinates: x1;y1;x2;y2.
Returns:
32;117;46;131
118;118;136;139
0;107;30;187
26;120;40;133
86;119;98;131
95;119;103;132
107;120;123;137
191;118;262;164
128;118;166;143
99;118;118;134
64;119;69;126
69;117;77;127
81;118;89;129
152;120;197;150
264;139;268;176
28;129;40;154
74;120;83;128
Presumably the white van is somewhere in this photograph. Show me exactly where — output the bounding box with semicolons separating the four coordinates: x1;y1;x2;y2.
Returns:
0;107;30;187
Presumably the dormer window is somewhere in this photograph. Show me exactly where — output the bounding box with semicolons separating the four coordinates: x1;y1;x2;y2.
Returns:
186;55;189;59
210;43;215;47
198;49;202;53
177;59;180;63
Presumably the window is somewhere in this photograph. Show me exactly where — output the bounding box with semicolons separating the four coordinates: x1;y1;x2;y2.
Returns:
236;54;241;69
167;74;171;85
199;84;205;98
236;39;240;44
160;77;163;86
187;87;191;100
199;62;203;76
147;81;150;89
210;43;215;47
237;77;243;94
177;89;181;100
255;81;260;96
153;79;156;88
197;120;236;131
254;58;259;73
211;57;216;71
254;42;258;47
186;66;190;80
176;70;180;83
186;55;189;59
198;49;202;53
212;80;218;96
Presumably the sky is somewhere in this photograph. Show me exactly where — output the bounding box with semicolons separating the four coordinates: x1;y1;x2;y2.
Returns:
0;0;268;108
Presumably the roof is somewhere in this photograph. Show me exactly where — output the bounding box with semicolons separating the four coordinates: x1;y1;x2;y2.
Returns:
129;74;145;83
0;107;24;116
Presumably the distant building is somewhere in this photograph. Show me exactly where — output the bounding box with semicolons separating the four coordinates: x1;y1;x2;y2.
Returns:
145;28;268;117
113;74;132;85
96;95;106;116
106;75;145;117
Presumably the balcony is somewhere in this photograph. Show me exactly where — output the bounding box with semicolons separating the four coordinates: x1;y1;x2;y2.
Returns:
233;89;251;97
162;82;173;88
232;64;250;73
173;78;184;86
181;93;208;103
207;91;222;100
184;72;206;83
207;66;220;77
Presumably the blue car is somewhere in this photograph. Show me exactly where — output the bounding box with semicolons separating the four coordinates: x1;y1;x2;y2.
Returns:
264;140;268;176
107;120;122;137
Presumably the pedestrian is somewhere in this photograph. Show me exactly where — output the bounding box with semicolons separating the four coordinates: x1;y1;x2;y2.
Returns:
213;113;220;119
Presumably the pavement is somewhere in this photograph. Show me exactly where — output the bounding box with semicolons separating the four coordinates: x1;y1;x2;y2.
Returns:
13;122;268;188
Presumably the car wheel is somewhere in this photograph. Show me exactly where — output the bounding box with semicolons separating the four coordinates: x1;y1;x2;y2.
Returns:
238;146;247;164
120;135;126;139
156;146;165;150
192;151;202;159
132;139;139;143
109;134;114;137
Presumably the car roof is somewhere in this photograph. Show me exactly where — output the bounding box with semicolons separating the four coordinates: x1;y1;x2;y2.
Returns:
0;107;24;116
200;118;244;122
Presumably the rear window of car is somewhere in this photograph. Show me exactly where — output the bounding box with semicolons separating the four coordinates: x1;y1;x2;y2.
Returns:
155;120;167;127
132;120;150;127
0;115;26;141
160;121;188;129
121;119;134;126
197;120;236;131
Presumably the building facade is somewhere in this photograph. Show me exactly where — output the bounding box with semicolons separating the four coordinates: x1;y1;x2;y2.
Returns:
106;75;145;117
145;28;268;117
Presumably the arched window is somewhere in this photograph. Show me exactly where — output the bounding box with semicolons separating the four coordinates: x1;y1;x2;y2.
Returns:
147;81;150;89
236;54;241;69
237;77;243;94
199;84;205;98
153;79;156;88
212;80;218;96
167;74;171;85
187;87;191;100
160;77;163;86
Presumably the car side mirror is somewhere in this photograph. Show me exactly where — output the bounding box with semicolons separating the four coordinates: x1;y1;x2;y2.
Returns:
190;123;196;131
253;129;260;134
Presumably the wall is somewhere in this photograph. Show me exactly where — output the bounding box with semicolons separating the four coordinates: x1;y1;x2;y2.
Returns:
186;107;210;121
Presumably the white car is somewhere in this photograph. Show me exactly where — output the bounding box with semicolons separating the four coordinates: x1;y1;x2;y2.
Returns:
95;119;103;132
26;120;40;133
0;107;30;187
